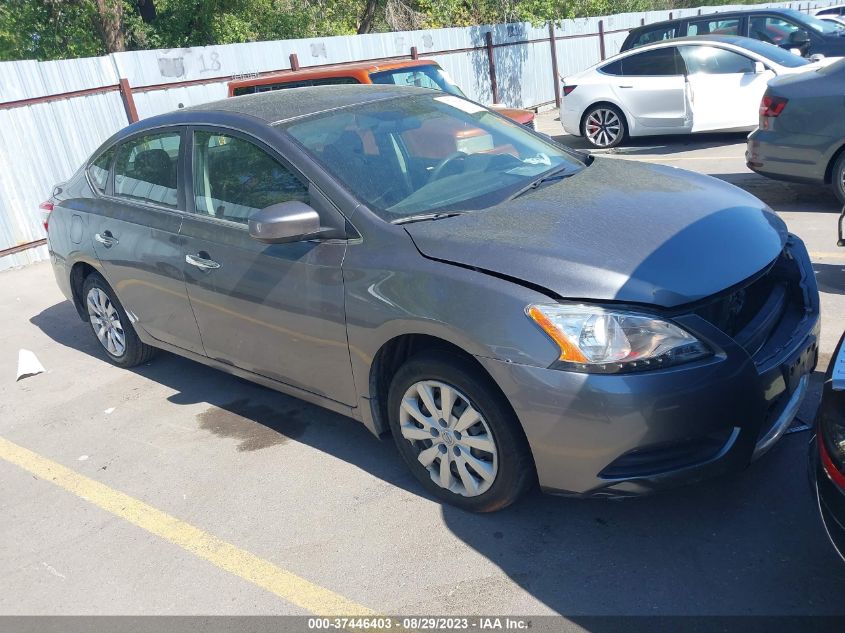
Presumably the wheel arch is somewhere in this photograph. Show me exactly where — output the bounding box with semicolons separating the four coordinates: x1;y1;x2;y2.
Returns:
367;334;518;440
824;141;845;185
69;260;101;321
579;100;631;139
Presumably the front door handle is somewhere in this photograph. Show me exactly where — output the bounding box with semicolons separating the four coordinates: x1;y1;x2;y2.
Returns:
94;231;118;247
185;253;221;270
618;85;633;88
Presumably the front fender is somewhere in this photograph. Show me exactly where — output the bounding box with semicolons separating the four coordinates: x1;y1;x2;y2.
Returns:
342;234;560;415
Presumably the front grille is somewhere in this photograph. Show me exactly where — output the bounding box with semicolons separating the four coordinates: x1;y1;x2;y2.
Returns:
693;249;805;359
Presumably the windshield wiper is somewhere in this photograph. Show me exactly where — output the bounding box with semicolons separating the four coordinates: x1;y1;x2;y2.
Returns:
392;211;465;225
507;165;575;201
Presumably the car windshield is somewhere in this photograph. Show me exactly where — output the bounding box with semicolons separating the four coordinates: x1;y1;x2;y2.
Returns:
783;8;845;34
736;38;810;67
279;93;584;221
369;65;467;98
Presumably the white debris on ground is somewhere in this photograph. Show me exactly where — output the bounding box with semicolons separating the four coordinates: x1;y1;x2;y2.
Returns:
16;349;45;381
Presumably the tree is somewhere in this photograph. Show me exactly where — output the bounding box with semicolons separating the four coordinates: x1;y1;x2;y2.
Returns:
94;0;126;52
357;0;380;33
0;0;774;62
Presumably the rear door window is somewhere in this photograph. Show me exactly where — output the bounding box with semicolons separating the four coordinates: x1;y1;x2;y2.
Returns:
600;59;623;75
620;47;683;75
87;148;115;194
687;18;741;36
749;15;804;45
631;25;678;48
113;132;181;208
192;131;309;224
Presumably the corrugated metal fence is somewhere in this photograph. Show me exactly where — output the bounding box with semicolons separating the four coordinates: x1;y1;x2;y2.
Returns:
0;1;837;270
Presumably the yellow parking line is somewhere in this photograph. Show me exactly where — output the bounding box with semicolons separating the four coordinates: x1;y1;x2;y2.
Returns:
0;436;376;616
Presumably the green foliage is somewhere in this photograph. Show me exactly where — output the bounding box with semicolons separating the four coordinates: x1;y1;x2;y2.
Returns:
0;0;777;62
0;0;105;61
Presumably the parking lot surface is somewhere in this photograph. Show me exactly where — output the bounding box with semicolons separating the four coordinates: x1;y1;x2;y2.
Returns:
2;109;845;617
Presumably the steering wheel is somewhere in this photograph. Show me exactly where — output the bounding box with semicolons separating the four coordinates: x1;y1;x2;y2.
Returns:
428;151;468;183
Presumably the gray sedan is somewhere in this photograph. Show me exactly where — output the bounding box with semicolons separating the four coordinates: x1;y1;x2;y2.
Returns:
45;85;820;511
747;57;845;204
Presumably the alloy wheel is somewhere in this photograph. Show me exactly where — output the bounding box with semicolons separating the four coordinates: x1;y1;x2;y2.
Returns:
398;380;498;497
86;287;126;357
585;108;622;148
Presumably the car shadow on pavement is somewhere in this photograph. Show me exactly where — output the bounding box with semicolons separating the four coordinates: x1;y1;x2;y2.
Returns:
552;131;749;155
438;422;845;616
814;262;845;295
714;173;842;214
30;300;845;617
30;299;422;494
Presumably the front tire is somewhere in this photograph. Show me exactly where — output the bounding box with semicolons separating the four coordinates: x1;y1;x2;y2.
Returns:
387;352;534;512
582;104;627;149
832;152;845;205
82;272;156;368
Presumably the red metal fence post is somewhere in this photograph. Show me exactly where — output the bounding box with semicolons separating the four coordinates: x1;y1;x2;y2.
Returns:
548;22;561;108
118;78;138;123
289;53;300;71
598;20;606;61
410;46;419;59
485;31;499;103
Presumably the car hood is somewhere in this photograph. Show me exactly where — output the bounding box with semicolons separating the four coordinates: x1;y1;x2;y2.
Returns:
404;158;788;308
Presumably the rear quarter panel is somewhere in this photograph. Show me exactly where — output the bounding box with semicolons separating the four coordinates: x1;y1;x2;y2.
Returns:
47;171;102;311
768;71;845;180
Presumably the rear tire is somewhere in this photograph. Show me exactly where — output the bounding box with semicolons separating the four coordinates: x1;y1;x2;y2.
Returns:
387;351;534;512
832;152;845;206
82;272;156;368
581;104;627;149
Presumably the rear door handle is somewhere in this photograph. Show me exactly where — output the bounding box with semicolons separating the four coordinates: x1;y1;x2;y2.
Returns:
185;253;221;270
618;85;633;88
94;231;118;247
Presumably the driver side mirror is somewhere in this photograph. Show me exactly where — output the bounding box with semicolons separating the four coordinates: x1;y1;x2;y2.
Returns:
248;201;322;244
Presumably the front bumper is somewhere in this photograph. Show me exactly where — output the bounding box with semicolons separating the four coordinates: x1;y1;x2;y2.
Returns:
479;236;820;496
559;104;582;137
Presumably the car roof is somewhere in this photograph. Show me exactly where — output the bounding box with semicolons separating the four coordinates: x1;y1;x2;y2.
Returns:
228;58;437;89
628;8;800;33
609;34;767;60
184;84;428;124
657;34;761;47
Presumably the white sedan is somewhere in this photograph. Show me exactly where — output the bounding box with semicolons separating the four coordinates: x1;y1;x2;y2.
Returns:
560;35;832;148
818;14;845;27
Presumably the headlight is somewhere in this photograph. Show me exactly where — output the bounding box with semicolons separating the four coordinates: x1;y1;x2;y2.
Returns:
526;304;710;373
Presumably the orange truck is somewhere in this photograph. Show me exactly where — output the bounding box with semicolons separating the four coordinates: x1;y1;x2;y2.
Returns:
227;59;536;129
